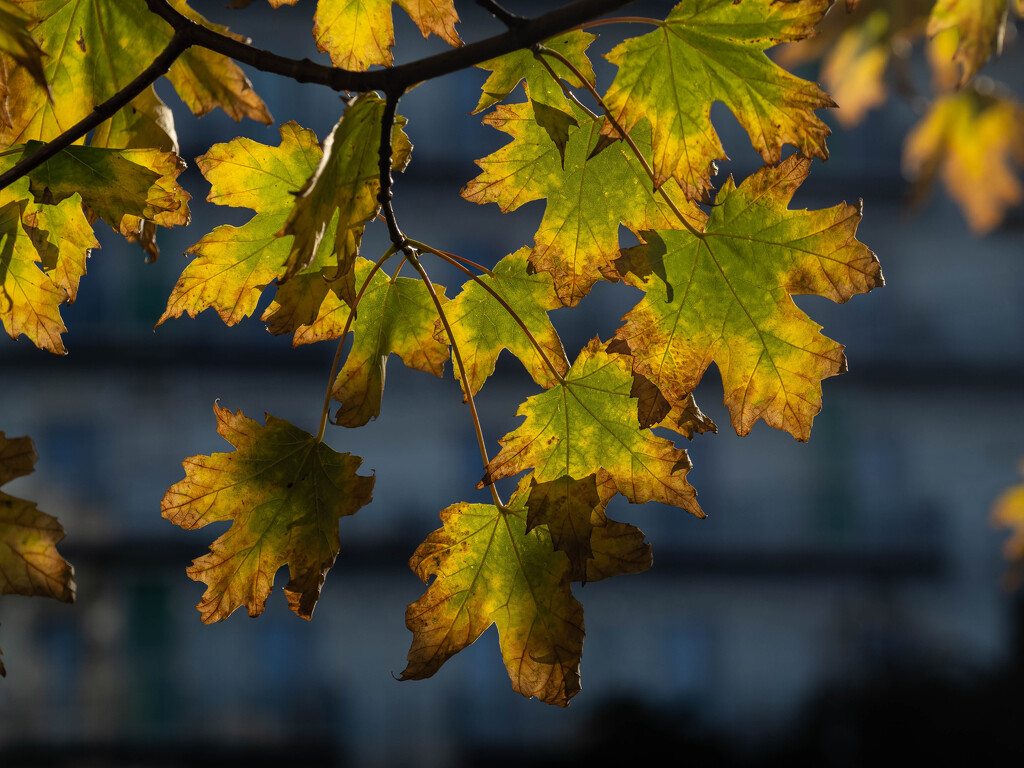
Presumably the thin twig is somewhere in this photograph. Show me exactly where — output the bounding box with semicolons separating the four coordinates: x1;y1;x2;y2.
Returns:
0;30;189;190
377;89;408;250
1;0;638;191
407;239;493;276
476;0;527;29
538;45;705;240
317;248;395;442
415;241;568;386
409;253;504;509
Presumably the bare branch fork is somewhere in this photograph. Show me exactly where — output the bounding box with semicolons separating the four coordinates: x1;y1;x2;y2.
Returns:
0;0;635;191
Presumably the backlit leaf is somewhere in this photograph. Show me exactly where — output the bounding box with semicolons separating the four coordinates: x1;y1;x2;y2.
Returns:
602;0;834;199
994;462;1024;588
0;177;73;353
463;101;704;306
26;142;190;260
271;257;449;428
482;338;704;515
613;154;882;441
438;248;569;398
0;431;76;675
0;0;270;147
21;193;97;305
904;89;1024;234
401;479;584;706
0;0;45;93
821;10;891;127
473;30;596;115
278;93;412;285
927;0;1008;86
312;0;461;71
162;404;374;623
158;122;324;326
526;470;652;584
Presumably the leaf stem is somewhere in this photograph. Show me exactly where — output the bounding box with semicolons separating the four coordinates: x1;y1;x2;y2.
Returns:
408;240;494;276
412;240;568;387
316;247;396;442
575;16;661;29
408;253;504;509
537;46;706;240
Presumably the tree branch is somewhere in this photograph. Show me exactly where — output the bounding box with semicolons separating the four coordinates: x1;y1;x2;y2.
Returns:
145;0;635;91
0;0;635;191
475;0;527;29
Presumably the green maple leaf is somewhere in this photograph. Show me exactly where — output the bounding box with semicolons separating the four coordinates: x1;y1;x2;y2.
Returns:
481;337;704;516
401;479;584;707
26;142;190;260
0;431;76;676
438;248;569;398
0;0;46;98
473;30;596;115
0;0;270;148
269;257;450;428
613;154;883;442
927;0;1009;86
162;404;374;623
602;0;834;200
278;93;412;284
463;101;704;306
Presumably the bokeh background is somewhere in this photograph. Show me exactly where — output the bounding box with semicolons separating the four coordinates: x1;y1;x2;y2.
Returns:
2;1;1024;765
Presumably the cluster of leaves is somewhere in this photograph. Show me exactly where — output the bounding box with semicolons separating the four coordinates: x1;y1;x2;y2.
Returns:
0;0;1013;705
779;0;1024;233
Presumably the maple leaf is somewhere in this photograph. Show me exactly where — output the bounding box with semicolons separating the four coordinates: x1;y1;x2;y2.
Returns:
903;90;1024;235
927;0;1009;87
601;0;835;200
277;93;412;284
21;192;97;306
162;95;409;326
438;248;569;398
0;169;96;353
526;470;651;584
473;30;596;116
463;101;704;307
821;10;892;128
401;479;584;706
26;142;190;260
0;431;76;675
162;404;374;623
310;0;461;71
994;462;1024;588
159;122;323;326
482;337;704;516
0;0;45;97
613;154;883;441
0;0;270;148
268;257;450;428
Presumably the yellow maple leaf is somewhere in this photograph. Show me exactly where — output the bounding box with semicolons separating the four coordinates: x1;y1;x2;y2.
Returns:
904;90;1024;234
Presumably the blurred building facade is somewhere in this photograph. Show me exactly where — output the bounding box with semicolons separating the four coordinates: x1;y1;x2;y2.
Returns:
1;2;1023;765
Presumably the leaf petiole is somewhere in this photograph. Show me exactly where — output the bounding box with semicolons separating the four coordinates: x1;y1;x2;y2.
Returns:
407;252;504;509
